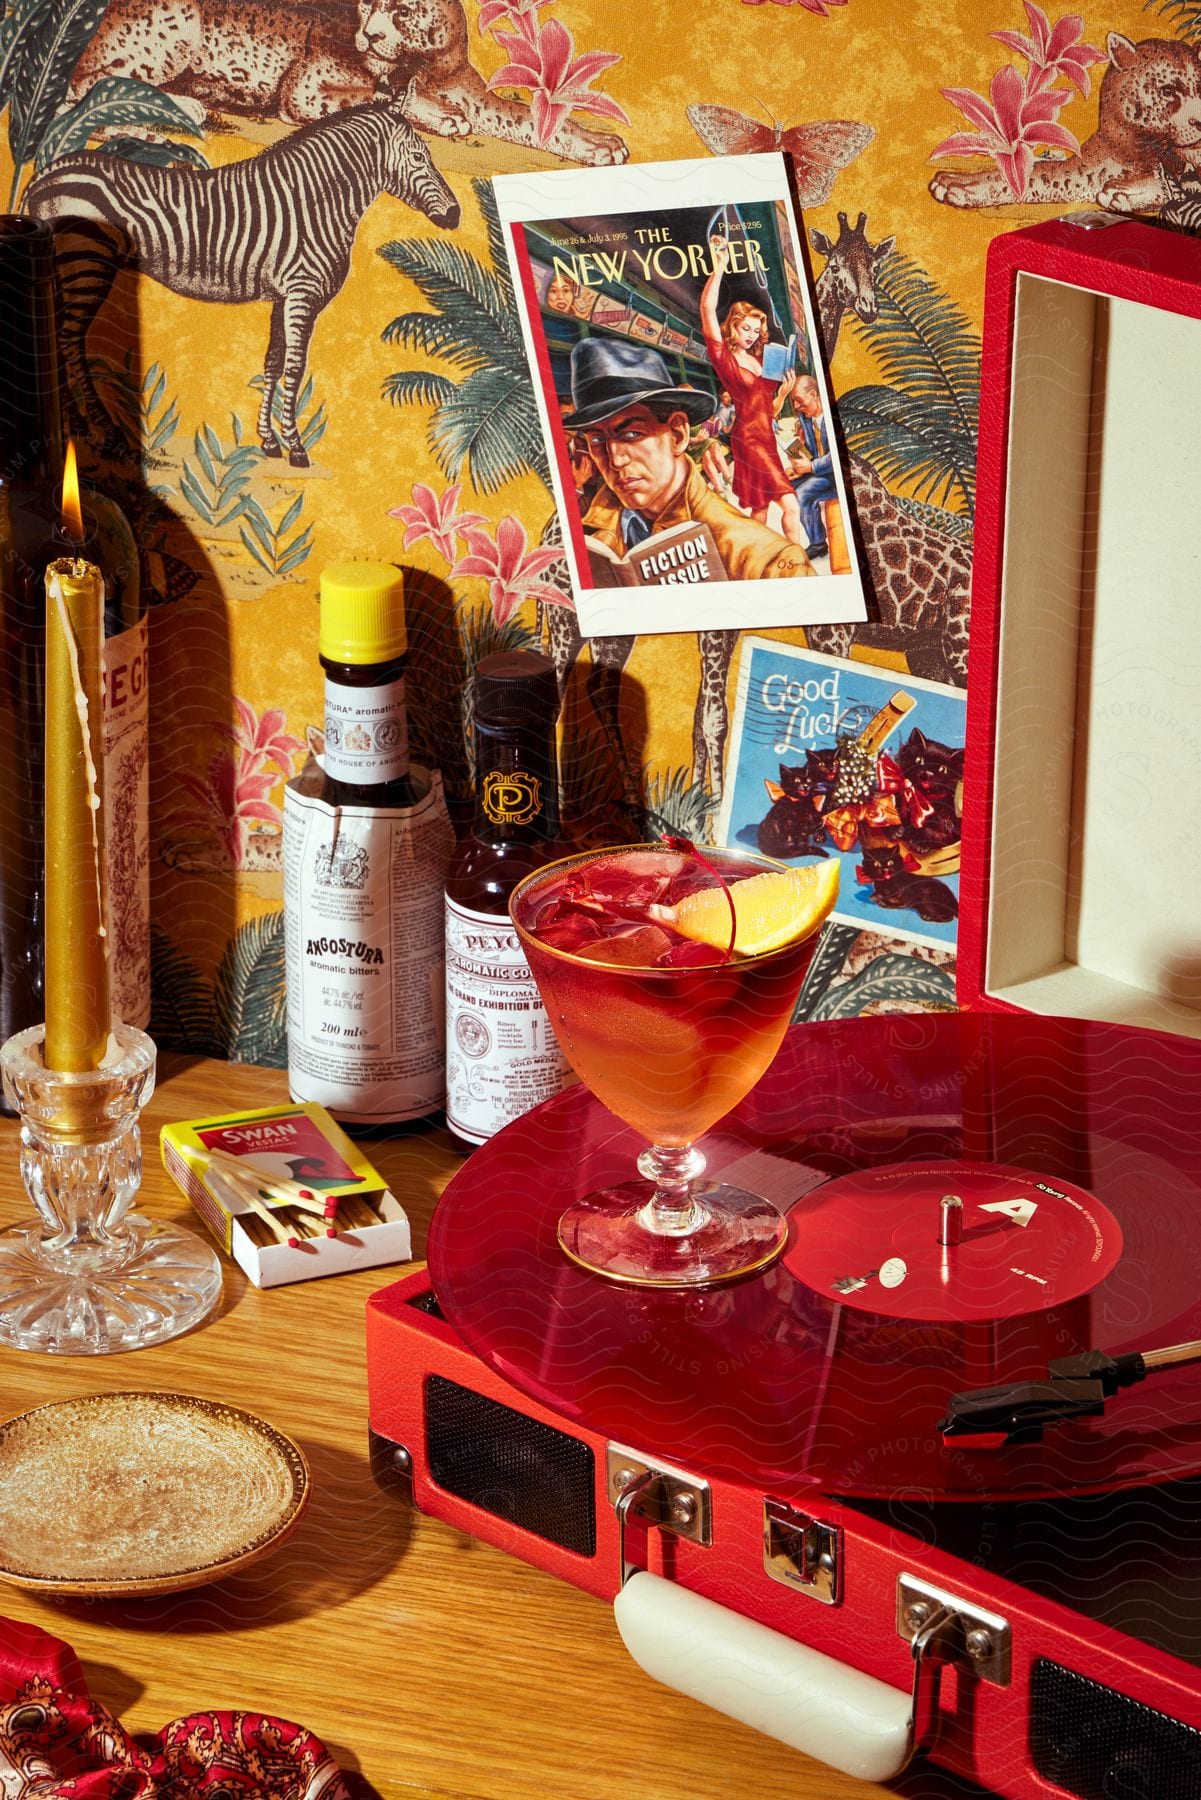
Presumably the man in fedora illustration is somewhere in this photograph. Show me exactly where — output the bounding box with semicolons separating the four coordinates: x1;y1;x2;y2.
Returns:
562;339;814;586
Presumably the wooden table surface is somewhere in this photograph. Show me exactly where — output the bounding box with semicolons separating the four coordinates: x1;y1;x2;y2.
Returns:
0;1055;989;1800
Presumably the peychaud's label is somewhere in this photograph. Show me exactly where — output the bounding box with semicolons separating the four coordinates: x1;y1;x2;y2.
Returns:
444;896;571;1144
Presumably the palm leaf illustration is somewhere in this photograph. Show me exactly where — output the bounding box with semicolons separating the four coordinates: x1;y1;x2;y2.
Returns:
639;764;717;843
792;921;855;1023
4;0;111;205
212;910;288;1067
805;951;957;1021
378;177;550;494
838;384;977;514
841;250;980;519
1151;2;1201;36
149;925;219;1057
35;75;206;170
457;597;541;674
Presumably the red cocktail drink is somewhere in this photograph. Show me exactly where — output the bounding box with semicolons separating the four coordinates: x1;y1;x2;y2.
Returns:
510;843;836;1287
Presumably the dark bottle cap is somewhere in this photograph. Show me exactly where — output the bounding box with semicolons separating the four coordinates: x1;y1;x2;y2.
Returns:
474;650;559;730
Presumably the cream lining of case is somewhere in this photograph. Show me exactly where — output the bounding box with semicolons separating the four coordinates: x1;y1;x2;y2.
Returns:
987;271;1201;1037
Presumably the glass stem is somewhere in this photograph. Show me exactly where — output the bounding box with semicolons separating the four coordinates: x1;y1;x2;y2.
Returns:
636;1143;708;1237
21;1115;141;1272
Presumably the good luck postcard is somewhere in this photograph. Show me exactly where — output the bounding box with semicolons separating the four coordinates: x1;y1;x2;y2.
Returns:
718;638;968;951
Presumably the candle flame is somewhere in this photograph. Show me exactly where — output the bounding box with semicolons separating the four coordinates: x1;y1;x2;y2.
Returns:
61;439;84;543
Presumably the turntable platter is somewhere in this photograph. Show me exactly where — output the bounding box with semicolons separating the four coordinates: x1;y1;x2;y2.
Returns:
428;1013;1201;1500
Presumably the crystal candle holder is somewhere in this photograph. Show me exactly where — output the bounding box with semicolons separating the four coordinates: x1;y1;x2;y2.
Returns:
0;1024;222;1355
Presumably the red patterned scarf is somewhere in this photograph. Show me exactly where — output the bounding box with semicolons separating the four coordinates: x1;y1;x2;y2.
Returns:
0;1618;348;1798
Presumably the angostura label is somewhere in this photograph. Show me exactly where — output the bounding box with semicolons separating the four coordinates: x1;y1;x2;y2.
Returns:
482;768;542;825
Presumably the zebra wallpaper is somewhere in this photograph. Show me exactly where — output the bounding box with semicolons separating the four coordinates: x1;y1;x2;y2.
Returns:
1;0;1193;1061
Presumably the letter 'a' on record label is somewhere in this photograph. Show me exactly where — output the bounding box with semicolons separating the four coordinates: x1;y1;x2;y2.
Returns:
445;895;572;1144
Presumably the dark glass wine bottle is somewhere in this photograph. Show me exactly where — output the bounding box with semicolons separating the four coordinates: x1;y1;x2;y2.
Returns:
444;649;572;1149
0;216;148;1047
0;217;55;1040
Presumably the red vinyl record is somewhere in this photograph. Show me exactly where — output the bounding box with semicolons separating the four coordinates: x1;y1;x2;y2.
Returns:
428;1013;1201;1500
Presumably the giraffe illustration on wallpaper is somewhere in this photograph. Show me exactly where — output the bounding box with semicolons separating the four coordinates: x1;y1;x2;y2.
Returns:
929;20;1201;214
804;213;973;688
72;0;630;163
26;97;458;464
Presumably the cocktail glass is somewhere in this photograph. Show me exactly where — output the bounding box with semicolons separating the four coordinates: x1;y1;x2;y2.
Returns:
510;843;825;1288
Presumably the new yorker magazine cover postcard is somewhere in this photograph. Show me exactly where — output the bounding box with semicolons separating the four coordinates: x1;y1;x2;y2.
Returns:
494;154;869;638
718;638;967;952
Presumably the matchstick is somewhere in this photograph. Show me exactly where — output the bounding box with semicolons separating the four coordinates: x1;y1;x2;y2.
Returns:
201;1146;343;1216
206;1166;295;1245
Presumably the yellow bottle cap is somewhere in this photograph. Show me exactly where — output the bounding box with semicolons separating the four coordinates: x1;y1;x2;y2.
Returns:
319;562;406;663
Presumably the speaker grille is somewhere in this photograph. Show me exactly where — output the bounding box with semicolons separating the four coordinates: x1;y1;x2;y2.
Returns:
1029;1658;1201;1799
424;1375;596;1557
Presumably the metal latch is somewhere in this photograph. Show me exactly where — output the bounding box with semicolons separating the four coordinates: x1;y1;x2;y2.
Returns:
1061;209;1124;229
763;1498;841;1605
608;1445;711;1587
897;1573;1011;1763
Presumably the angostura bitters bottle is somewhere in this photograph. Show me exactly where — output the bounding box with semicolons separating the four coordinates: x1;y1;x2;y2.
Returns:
0;215;148;1049
283;562;453;1125
445;649;573;1149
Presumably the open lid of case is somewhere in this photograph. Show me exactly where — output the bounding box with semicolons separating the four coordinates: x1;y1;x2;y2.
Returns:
958;215;1201;1039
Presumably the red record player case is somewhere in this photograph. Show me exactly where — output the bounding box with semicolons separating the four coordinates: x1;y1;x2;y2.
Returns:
367;217;1201;1800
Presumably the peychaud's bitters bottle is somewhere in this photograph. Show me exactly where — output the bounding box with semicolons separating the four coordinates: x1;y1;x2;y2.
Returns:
0;215;149;1046
283;562;453;1125
445;649;572;1148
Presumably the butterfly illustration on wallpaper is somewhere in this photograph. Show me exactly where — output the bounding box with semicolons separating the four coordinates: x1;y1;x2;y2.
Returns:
687;104;873;206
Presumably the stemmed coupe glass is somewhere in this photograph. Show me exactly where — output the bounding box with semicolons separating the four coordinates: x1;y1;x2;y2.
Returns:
510;841;832;1288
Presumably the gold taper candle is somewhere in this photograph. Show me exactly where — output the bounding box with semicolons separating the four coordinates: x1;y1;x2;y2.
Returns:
44;555;110;1072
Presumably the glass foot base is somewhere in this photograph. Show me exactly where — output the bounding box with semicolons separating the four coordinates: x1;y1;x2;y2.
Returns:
0;1216;223;1355
557;1181;788;1288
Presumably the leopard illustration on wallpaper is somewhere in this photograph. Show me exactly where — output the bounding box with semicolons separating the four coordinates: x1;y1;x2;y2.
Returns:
71;0;630;160
930;26;1201;214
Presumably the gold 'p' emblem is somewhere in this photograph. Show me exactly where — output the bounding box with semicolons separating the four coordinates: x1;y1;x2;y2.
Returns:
483;770;541;824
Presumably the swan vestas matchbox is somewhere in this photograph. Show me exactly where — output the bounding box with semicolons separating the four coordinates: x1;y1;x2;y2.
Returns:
160;1101;411;1288
958;214;1201;1041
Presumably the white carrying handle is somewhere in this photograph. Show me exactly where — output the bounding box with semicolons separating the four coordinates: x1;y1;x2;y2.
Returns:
613;1571;911;1784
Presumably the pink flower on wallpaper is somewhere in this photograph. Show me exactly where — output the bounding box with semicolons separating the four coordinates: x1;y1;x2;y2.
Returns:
451;517;569;627
389;482;487;567
178;697;304;867
991;3;1104;99
488;13;629;148
477;0;553;34
933;63;1078;198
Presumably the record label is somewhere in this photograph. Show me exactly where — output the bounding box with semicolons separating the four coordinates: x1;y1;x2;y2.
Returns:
785;1161;1123;1322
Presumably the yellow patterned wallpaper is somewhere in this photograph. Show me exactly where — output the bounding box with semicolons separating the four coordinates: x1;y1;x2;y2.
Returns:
2;0;1192;1055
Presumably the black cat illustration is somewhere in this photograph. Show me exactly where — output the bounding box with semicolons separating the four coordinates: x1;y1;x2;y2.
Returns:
858;840;958;923
757;752;834;860
893;728;963;856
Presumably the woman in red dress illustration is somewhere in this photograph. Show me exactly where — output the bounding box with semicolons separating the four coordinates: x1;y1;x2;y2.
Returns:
699;236;804;547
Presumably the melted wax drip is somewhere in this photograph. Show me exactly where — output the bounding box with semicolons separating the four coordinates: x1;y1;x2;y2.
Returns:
48;568;109;964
